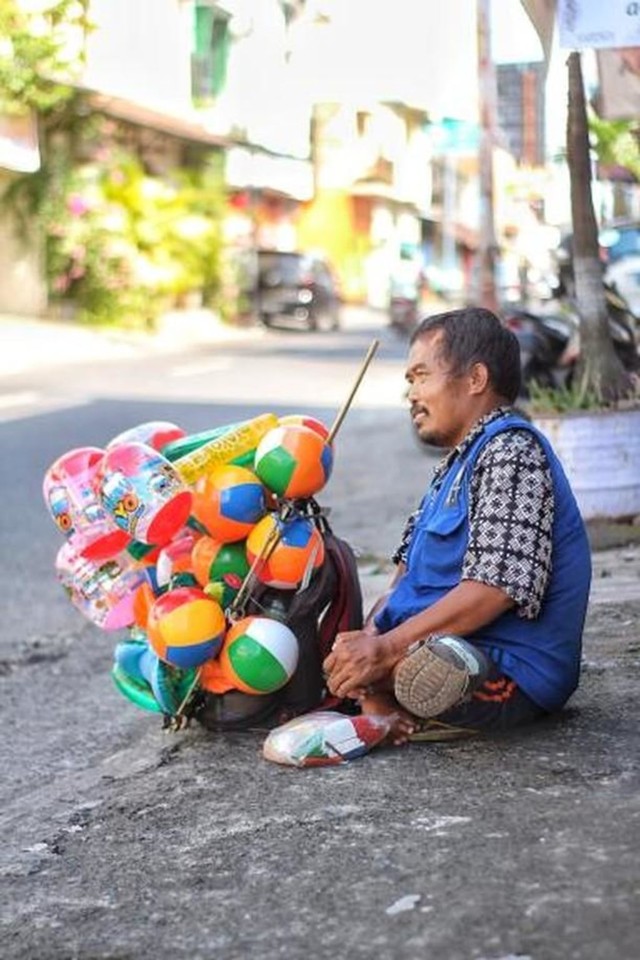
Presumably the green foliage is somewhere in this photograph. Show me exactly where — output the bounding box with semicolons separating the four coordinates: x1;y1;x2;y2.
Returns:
526;379;607;414
0;0;228;328
526;372;640;415
0;0;91;116
589;112;640;181
40;146;226;327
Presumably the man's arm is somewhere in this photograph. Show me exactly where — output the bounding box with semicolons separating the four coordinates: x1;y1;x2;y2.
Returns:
324;578;514;699
362;562;406;631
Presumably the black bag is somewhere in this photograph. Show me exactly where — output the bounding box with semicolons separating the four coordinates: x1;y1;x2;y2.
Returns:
191;522;364;732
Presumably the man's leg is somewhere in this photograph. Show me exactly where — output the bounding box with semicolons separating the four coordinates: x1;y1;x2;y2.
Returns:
393;634;547;733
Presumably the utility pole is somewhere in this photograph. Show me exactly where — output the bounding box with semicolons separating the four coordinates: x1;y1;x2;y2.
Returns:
475;0;499;312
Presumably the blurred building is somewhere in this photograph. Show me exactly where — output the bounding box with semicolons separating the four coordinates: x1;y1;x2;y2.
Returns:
288;0;481;308
0;111;44;314
497;62;546;167
0;0;551;315
0;0;314;314
295;100;432;306
290;0;552;308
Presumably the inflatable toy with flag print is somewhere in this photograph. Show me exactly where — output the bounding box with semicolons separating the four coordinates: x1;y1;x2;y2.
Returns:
262;711;392;767
42;337;382;764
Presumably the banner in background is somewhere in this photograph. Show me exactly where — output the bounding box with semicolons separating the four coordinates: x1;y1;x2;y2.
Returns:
596;47;640;119
558;0;640;51
521;1;640;119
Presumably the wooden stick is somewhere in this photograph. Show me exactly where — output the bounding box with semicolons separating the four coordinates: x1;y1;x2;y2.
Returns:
327;338;380;445
230;340;379;616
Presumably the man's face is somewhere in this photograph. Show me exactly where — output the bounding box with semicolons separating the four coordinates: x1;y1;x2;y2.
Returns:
405;331;472;449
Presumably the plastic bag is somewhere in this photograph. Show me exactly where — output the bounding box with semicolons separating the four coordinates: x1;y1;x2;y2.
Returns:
262;710;392;767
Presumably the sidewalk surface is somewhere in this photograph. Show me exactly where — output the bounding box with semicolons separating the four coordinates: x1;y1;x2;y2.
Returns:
2;309;640;960
0;308;259;376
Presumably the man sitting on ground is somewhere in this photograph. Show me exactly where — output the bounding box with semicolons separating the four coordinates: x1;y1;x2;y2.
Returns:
323;307;592;742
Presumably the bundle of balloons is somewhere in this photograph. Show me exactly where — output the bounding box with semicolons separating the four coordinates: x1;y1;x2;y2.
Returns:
43;412;335;724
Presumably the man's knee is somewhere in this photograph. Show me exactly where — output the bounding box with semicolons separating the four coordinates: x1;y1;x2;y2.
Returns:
393;635;491;719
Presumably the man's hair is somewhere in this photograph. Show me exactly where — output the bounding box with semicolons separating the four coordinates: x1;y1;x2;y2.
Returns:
410;306;521;402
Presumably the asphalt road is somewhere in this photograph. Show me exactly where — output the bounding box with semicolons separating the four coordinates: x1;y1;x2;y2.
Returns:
1;309;639;960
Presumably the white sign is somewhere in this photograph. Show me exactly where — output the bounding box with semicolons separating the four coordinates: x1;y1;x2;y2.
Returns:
559;0;640;50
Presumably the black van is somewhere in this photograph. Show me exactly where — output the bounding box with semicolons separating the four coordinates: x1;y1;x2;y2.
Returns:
255;250;341;331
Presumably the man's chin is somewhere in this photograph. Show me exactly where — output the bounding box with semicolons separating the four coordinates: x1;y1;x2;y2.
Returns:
413;424;442;448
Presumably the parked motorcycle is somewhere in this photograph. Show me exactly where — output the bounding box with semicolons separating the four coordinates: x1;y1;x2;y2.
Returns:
502;286;640;396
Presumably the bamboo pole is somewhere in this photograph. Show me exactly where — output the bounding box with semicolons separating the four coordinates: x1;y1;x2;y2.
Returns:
230;338;380;616
327;338;379;445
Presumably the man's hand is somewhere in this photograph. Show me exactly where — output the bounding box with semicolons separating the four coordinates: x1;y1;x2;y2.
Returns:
322;629;396;699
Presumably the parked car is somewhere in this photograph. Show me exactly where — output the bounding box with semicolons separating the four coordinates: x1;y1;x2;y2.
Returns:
255;250;341;331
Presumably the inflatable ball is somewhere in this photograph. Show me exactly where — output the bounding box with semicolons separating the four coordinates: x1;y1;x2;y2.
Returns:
191;464;266;542
246;514;325;590
219;616;299;694
254;425;333;499
147;586;225;669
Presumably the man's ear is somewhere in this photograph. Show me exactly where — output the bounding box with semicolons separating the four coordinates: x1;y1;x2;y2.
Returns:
468;361;490;395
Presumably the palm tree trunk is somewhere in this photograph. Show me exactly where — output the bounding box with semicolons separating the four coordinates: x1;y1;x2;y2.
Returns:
567;51;630;401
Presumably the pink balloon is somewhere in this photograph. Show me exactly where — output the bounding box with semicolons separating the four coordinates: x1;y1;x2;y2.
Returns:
43;447;130;561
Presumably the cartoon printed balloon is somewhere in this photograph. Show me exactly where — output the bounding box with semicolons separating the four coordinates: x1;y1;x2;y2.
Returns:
55;541;147;631
95;442;192;545
43;447;130;561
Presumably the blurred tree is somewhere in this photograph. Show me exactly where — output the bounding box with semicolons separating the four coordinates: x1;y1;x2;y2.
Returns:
0;0;90;116
521;2;637;405
567;51;633;402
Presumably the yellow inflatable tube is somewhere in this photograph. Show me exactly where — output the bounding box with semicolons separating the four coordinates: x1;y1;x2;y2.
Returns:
173;413;278;486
